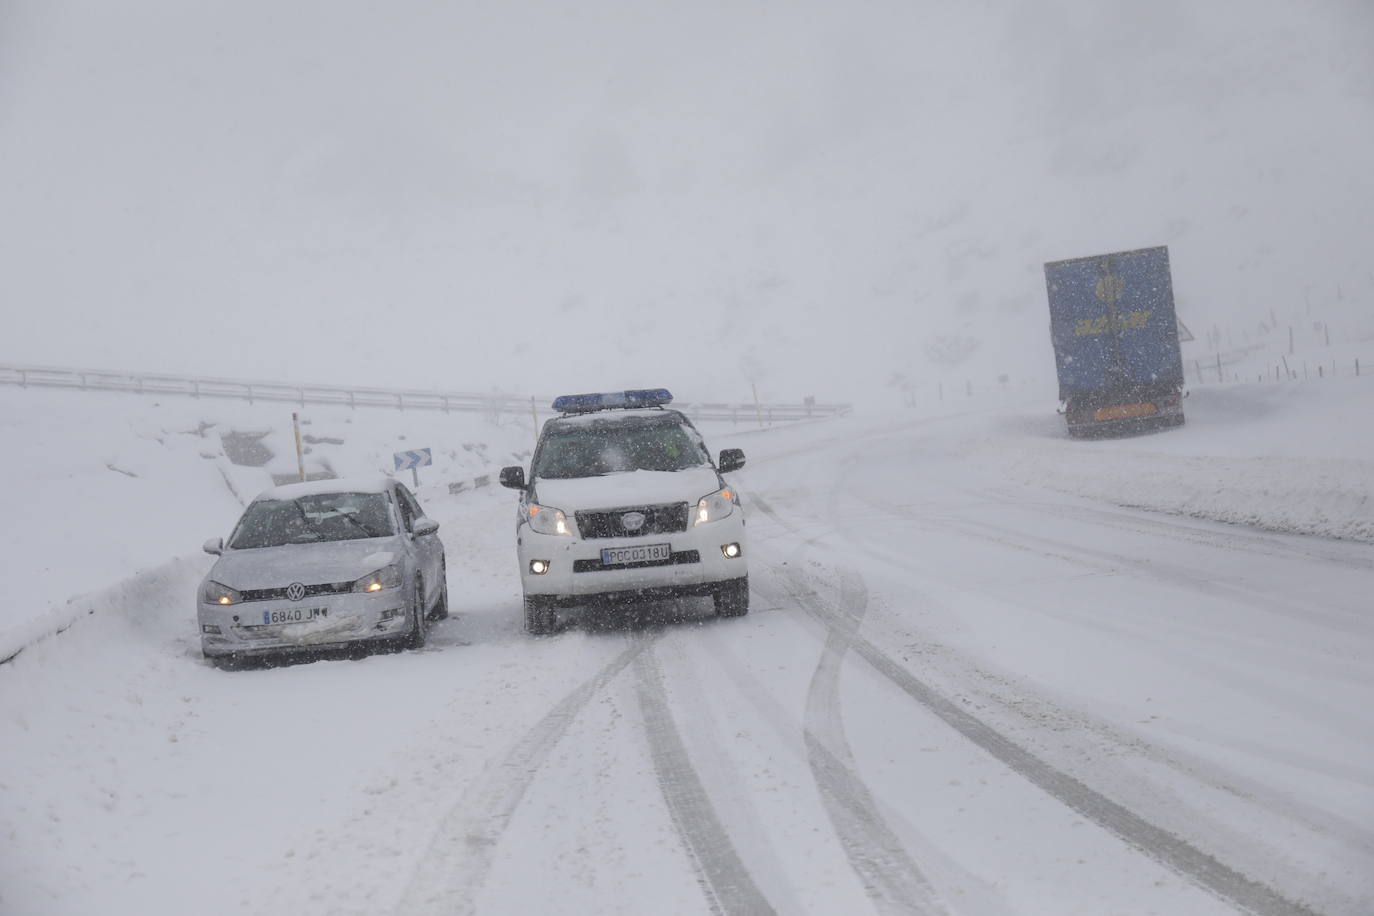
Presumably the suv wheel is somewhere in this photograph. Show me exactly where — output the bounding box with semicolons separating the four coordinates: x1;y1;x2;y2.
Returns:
524;594;557;636
713;576;749;617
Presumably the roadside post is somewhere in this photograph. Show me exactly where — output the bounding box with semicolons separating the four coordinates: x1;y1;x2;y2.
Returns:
292;412;305;482
394;448;433;489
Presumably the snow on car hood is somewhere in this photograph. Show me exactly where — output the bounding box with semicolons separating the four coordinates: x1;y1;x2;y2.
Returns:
210;539;399;589
532;466;723;512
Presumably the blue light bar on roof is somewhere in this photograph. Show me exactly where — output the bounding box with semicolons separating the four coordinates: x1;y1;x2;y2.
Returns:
552;389;673;413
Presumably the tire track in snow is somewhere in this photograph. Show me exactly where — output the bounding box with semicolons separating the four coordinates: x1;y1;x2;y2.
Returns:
842;490;1374;863
832;480;1365;636
717;490;951;912
791;578;1321;916
837;487;1369;685
396;638;650;916
802;567;948;916
973;487;1374;571
750;492;1320;916
632;637;777;916
916;509;1367;636
695;600;1011;915
851;498;1373;706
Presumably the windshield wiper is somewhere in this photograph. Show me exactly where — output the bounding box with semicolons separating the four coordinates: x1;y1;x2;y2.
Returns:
321;508;376;539
287;500;323;541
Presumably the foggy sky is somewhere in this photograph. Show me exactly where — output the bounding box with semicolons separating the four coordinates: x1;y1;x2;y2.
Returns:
2;0;1371;404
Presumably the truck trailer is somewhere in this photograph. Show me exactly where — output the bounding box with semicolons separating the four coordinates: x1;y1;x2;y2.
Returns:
1044;245;1186;437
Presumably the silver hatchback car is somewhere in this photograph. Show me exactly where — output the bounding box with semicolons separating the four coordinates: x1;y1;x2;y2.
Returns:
197;477;447;664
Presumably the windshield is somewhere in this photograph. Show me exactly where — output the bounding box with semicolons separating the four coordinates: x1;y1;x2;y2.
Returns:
533;417;709;479
227;492;395;548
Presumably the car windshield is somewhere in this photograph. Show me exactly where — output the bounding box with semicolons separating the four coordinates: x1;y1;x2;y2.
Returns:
533;417;709;479
227;492;394;548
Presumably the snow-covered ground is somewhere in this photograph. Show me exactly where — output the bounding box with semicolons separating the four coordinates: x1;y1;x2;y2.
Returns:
1;380;1370;915
4;1;1370;911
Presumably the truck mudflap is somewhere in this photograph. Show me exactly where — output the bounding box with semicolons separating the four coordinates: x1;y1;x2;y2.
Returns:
1065;390;1185;437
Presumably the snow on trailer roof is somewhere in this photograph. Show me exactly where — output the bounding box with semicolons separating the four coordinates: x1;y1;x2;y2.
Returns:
254;475;395;502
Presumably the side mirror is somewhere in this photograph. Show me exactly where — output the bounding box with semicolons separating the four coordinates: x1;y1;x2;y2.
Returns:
718;448;746;473
203;537;224;556
413;517;440;537
499;466;527;489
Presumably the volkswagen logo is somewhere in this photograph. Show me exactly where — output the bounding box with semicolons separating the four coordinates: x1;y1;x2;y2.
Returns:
620;511;646;532
285;582;307;602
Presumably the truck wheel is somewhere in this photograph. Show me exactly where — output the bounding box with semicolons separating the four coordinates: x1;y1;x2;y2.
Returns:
524;595;557;636
713;577;749;618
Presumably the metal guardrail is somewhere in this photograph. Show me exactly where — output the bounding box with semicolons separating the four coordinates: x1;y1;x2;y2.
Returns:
0;363;851;424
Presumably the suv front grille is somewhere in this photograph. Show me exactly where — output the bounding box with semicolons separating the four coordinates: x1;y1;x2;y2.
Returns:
573;550;700;573
575;502;689;539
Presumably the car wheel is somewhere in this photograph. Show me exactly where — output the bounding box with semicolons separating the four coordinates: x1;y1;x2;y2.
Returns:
713;576;749;617
524;594;557;636
428;561;450;621
404;580;428;649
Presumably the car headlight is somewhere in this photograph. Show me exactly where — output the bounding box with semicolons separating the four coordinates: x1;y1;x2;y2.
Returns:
694;488;736;526
526;503;572;536
203;581;241;606
353;564;402;593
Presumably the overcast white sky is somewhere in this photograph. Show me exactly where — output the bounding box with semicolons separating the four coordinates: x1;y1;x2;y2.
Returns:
2;0;1371;403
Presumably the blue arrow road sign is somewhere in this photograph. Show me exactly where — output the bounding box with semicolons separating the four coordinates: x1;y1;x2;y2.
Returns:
393;448;432;471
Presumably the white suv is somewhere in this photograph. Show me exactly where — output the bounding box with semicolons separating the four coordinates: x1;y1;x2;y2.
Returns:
499;389;748;634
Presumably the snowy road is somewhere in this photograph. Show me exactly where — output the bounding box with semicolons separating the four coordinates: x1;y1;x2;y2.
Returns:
3;407;1371;915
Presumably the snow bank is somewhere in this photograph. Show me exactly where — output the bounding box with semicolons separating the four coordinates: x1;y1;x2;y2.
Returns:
0;386;534;654
994;377;1374;542
1010;449;1373;543
740;374;1374;544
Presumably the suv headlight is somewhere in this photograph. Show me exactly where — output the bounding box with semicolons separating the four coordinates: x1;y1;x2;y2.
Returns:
203;581;241;606
694;488;736;526
353;564;402;593
526;503;572;536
